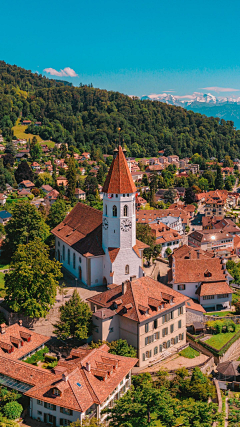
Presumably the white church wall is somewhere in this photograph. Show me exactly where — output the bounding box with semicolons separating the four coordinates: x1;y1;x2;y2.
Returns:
90;256;103;286
113;247;141;285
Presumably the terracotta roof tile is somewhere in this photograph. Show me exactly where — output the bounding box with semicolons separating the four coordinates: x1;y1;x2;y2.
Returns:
87;276;188;323
170;258;227;284
108;248;120;263
196;282;233;297
102;146;136;194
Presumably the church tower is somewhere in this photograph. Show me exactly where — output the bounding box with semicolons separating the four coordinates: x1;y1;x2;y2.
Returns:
102;146;144;285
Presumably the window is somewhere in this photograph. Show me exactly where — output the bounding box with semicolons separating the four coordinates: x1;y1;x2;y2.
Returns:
44;403;56;411
105;204;107;215
162;327;168;337
37;411;42;415
37;400;43;406
175;335;178;344
146;350;152;359
58;241;60;247
178;307;183;315
124;205;128;216
67;249;70;265
109;327;114;333
178;284;185;291
178;320;182;329
218;294;229;298
53;388;61;396
145;336;152;345
159;344;163;353
154;346;158;355
113;205;117;217
60;419;71;426
167;340;170;348
154;331;160;340
203;295;215;300
162;311;173;324
73;253;76;269
170;324;174;333
154;319;158;329
79;257;81;263
142;353;145;361
62;245;65;261
145;323;149;333
60;408;73;416
179;333;184;341
125;265;129;275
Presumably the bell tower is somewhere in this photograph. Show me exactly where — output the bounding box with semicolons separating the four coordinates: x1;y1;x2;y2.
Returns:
102;146;136;252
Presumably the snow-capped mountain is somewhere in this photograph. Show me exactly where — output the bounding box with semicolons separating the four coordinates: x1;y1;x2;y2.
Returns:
140;92;240;129
141;92;240;107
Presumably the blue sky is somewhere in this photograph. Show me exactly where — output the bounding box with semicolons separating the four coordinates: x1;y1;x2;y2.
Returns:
1;0;240;97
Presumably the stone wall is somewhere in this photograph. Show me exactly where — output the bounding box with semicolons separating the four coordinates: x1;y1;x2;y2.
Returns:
186;309;204;326
219;336;240;362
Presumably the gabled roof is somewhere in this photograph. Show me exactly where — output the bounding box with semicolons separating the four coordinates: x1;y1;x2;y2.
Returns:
170;244;215;261
170;258;227;284
196;281;233;297
102;146;136;194
87;276;188;323
0;211;11;220
52;203;104;257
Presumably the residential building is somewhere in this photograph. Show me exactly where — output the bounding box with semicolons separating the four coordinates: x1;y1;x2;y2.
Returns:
87;276;188;368
188;229;234;255
18;180;35;191
56;177;68;188
136;210;185;234
44;190;59;206
204;190;228;217
75;188;86;201
0;323;136;426
0;210;12;225
168;255;233;311
168;155;179;163
149;222;182;257
52;146;148;287
0;194;6;206
41;185;54;195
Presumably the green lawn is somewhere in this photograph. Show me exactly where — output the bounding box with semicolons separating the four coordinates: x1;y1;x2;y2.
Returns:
0;261;10;270
0;273;6;298
12;119;42;142
204;311;233;317
179;346;200;359
205;325;240;350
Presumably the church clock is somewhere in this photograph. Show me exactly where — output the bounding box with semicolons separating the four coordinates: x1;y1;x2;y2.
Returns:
120;219;132;232
103;218;109;230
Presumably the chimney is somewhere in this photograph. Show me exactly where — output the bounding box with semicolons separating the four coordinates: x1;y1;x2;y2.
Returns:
130;275;136;282
122;281;127;295
86;362;91;372
62;372;68;382
0;324;6;334
197;250;200;259
18;320;22;326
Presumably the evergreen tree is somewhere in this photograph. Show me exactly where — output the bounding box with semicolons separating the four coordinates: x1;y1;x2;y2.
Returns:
47;199;68;230
215;165;224;190
0;159;6;192
54;289;92;341
14;160;34;183
30;136;42;161
5;141;16;157
66;155;76;203
184;187;196;204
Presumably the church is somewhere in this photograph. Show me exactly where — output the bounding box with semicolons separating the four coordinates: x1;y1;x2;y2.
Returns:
52;146;148;286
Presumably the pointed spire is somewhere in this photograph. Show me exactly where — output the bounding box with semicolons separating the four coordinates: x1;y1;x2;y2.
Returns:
102;146;136;194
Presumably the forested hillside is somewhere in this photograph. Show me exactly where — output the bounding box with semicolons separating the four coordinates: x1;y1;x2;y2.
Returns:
1;61;240;159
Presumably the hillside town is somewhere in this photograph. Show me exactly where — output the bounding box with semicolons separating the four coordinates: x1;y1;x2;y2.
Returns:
0;127;240;426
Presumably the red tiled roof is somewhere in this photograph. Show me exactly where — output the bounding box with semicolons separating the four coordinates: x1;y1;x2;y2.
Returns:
171;244;215;260
25;345;137;412
185;299;206;313
52;203;104;257
102;146;136;194
196;282;233;297
170;258;227;284
108;248;120;263
0;324;49;360
136;239;149;250
87;276;188;323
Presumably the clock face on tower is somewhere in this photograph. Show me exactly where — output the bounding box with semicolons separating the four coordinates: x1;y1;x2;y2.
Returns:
103;218;108;230
121;219;132;232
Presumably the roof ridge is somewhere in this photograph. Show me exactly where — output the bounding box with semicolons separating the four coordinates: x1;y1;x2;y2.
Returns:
128;281;140;322
81;367;101;404
67;369;85;411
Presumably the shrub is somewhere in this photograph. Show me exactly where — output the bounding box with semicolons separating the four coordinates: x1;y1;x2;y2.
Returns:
3;401;23;420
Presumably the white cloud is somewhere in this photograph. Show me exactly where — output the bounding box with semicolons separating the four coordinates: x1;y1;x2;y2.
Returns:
201;86;239;92
43;67;78;77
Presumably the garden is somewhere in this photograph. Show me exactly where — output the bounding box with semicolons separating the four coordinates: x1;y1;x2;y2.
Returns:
204;320;240;350
228;393;240;426
25;346;58;369
179;346;200;359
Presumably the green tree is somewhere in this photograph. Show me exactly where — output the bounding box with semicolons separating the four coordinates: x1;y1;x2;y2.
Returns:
223;155;233;168
66;156;77;203
198;177;209;191
47;199;68;230
0;159;6;192
215;165;224;190
14;160;34;183
5;238;62;317
3;402;23;420
109;339;137;358
164;188;177;204
54;289;92;341
3;201;50;259
136;223;155;247
224;176;233;191
70;418;106;427
165;247;172;256
30;137;42;161
184;187;196;204
5;141;16;157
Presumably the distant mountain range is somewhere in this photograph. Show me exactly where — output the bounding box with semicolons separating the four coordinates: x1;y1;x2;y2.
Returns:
141;92;240;129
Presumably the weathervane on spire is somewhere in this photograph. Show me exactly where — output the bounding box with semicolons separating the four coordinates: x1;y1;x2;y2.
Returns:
118;127;121;146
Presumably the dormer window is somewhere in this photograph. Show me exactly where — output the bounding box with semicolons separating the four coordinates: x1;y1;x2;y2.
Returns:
204;269;212;277
53;388;61;396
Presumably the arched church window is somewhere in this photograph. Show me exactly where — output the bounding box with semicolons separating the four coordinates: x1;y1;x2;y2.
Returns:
68;249;70;265
73;253;76;269
113;205;117;217
124;205;128;216
62;245;65;261
105;204;107;215
125;265;129;274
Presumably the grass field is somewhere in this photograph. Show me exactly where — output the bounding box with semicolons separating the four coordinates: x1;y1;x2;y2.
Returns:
0;273;6;298
204;311;233;317
205;325;240;350
179;346;200;359
12;119;42;142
